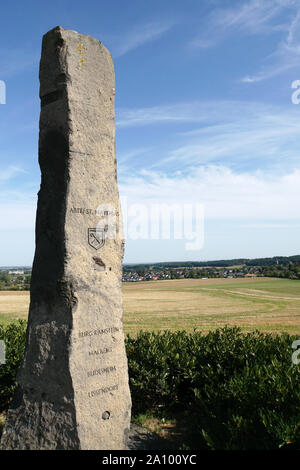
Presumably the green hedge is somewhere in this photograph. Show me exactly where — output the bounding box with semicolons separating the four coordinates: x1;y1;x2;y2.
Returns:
0;320;27;412
1;322;300;449
127;327;300;449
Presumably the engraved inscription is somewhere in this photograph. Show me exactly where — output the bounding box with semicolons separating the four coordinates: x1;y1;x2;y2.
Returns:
70;207;96;215
69;206;119;216
87;365;116;377
69;150;94;156
88;384;119;398
78;326;119;338
89;347;112;356
97;209;119;217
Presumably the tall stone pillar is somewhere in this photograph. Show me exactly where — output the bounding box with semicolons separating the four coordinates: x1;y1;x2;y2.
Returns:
0;26;131;450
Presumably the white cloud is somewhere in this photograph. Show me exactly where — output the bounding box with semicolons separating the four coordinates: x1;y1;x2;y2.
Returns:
0;166;26;181
119;165;300;220
111;21;175;57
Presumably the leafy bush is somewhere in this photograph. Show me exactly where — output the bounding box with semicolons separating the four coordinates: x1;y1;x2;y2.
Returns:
0;320;27;412
126;327;300;449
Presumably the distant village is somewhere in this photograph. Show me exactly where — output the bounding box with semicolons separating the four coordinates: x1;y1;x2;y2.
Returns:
122;263;300;282
123;266;265;282
0;268;31;290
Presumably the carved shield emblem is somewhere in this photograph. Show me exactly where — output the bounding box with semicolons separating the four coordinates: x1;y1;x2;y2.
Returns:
88;227;106;250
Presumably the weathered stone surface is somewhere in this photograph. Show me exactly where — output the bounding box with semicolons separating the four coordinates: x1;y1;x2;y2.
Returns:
0;26;131;450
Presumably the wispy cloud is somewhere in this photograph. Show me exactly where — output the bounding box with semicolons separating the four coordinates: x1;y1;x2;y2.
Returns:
189;0;300;82
111;21;175;57
117;97;300;224
241;5;300;82
189;0;289;51
0;166;26;182
168;113;300;169
118;147;153;164
211;0;287;35
117;102;205;127
117;100;266;128
117;99;300;178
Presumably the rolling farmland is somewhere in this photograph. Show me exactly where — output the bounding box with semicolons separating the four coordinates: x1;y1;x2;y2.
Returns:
0;277;300;335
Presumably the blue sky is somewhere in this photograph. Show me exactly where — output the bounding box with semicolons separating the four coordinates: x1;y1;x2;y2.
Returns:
1;0;300;265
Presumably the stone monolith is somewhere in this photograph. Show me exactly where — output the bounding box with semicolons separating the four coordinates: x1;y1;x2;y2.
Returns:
0;26;131;450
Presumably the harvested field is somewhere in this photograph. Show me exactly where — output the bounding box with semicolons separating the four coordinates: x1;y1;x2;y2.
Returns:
1;278;299;335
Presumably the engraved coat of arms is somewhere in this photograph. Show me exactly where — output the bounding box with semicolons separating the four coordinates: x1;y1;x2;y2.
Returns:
88;227;107;250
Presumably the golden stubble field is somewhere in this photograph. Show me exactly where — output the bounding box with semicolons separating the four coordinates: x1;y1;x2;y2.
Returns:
1;277;300;335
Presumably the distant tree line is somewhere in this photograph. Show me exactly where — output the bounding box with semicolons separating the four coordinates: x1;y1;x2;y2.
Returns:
262;261;300;280
123;254;300;271
123;259;300;281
